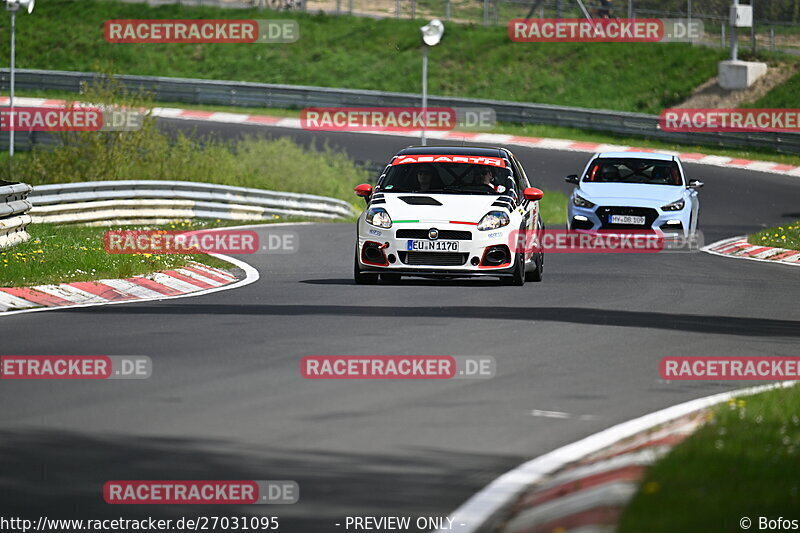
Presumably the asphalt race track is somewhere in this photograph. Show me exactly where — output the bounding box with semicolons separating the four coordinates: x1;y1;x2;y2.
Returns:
1;120;799;531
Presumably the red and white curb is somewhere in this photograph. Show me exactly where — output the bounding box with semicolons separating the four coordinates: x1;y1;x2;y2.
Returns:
4;96;800;179
0;255;258;317
499;412;706;533
439;381;795;533
702;236;800;267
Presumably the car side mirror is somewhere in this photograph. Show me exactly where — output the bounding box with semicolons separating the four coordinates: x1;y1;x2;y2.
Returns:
523;187;544;201
687;179;704;189
354;183;373;197
565;174;579;184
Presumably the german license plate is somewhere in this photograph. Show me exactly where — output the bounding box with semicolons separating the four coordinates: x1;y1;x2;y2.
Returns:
609;215;646;225
407;240;459;251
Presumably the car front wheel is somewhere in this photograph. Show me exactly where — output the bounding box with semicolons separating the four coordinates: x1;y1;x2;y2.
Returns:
354;246;379;285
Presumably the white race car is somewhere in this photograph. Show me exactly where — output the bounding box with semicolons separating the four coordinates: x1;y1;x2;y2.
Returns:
353;146;545;286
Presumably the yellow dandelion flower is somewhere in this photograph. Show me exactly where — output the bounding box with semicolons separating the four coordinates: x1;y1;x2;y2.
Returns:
643;481;660;494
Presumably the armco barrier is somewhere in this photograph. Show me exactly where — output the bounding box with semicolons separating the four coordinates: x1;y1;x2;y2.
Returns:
27;180;356;224
2;69;800;154
0;182;33;250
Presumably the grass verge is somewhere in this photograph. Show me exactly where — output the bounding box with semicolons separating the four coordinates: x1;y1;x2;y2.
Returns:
538;190;568;227
748;220;800;250
0;0;730;115
0;221;237;288
619;384;800;533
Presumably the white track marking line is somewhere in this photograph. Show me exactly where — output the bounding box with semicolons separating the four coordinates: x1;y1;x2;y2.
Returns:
530;409;572;419
438;381;795;533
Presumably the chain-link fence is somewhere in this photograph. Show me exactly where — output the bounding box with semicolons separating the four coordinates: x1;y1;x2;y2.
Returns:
111;0;800;51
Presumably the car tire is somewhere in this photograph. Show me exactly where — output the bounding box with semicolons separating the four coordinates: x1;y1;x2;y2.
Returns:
354;246;378;285
525;251;543;282
380;273;402;283
503;252;526;286
526;220;544;282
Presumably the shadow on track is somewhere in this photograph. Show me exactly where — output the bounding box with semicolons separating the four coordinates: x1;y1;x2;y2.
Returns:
0;429;517;533
66;304;800;338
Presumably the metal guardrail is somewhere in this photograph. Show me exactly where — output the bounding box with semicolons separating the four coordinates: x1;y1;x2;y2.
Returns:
27;180;356;224
0;182;33;250
3;69;800;154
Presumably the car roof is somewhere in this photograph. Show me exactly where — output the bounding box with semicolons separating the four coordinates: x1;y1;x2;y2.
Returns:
397;146;508;158
596;151;676;161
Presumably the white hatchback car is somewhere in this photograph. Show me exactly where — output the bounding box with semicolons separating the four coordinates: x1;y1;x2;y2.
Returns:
566;152;703;237
353;146;545;286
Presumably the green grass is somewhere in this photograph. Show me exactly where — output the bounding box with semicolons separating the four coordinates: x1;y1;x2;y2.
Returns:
0;135;371;210
0;221;235;288
538;190;568;227
748;220;800;250
0;0;730;115
619;385;800;533
750;70;800;108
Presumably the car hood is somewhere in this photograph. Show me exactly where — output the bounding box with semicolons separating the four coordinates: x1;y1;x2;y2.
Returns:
377;193;511;223
578;182;684;204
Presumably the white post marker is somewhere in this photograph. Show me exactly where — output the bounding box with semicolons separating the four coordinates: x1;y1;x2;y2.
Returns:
4;0;35;162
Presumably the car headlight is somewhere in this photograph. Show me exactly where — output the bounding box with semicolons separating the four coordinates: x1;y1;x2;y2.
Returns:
366;207;392;228
572;194;596;208
661;199;685;211
477;211;510;231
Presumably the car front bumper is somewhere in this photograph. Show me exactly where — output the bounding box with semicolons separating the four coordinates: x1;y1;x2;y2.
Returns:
356;220;522;276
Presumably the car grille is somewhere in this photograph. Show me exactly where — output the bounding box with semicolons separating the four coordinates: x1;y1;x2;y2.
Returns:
398;252;469;266
597;206;659;229
395;229;472;240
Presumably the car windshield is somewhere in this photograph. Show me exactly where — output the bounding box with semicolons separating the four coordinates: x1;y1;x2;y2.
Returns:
584;158;682;186
378;162;515;195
